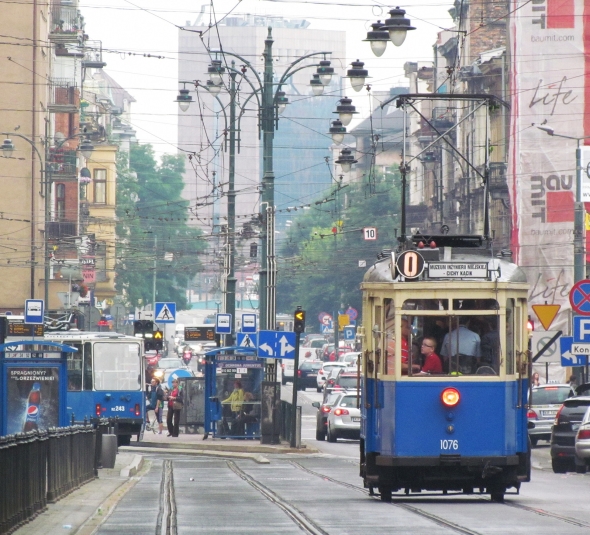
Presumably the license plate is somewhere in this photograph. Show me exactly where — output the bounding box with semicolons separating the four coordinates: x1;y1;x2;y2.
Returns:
308;374;317;378
351;417;361;422
541;410;557;417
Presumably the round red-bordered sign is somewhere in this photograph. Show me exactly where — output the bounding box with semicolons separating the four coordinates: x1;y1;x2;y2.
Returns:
569;280;590;315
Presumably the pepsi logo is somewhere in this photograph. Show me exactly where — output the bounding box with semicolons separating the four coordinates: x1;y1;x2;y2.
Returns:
27;406;39;417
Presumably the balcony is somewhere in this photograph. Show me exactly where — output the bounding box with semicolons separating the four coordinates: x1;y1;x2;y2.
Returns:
431;107;455;131
49;1;83;44
46;221;77;240
48;78;79;113
488;162;509;200
82;40;107;69
48;148;77;178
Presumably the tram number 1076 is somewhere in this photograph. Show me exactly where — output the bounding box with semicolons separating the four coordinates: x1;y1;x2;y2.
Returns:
440;439;459;450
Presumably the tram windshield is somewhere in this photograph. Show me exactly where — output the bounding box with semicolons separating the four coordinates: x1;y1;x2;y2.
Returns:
385;298;502;377
93;342;142;390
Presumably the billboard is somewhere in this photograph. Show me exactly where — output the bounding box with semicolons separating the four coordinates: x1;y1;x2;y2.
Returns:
509;0;590;331
5;367;60;435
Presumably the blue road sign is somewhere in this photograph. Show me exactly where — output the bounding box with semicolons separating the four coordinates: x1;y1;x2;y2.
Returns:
343;326;356;341
241;313;257;333
320;324;334;334
167;368;193;389
216;313;232;334
25;299;44;325
570;280;590;315
573;316;590;343
237;333;257;349
257;330;296;359
560;336;589;367
155;302;176;323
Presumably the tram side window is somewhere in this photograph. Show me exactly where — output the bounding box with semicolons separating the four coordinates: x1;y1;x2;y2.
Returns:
506;299;515;375
67;344;83;391
83;342;93;391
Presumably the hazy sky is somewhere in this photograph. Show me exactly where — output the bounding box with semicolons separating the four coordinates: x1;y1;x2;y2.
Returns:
80;1;453;156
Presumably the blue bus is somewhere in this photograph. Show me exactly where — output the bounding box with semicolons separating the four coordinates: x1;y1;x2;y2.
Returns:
45;331;145;445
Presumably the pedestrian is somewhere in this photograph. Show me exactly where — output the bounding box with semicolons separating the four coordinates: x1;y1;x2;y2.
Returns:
146;378;164;434
569;374;578;390
166;379;183;437
532;372;541;387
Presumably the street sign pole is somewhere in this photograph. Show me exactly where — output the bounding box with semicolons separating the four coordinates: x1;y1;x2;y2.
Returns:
290;330;301;449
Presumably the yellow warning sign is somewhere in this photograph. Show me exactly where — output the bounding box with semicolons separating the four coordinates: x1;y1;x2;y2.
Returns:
532;304;561;330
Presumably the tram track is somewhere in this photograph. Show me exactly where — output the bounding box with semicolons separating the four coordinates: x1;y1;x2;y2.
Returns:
290;460;590;534
226;460;330;535
156;460;177;535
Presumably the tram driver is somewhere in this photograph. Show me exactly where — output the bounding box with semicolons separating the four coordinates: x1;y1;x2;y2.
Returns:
440;317;481;374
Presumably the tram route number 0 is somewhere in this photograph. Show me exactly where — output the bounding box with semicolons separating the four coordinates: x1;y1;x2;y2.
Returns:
396;250;426;279
363;227;377;240
440;439;459;450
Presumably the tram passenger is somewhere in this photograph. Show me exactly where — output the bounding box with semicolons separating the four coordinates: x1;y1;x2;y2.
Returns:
440;317;481;374
386;317;419;374
479;319;500;373
417;337;443;375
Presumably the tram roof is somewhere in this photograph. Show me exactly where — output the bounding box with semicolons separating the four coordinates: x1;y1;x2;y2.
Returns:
44;331;140;341
364;241;527;284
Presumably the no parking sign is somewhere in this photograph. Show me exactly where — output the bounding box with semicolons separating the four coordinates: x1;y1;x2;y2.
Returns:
570;280;590;315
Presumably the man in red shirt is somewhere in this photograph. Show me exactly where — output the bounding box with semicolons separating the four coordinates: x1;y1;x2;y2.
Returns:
418;336;443;375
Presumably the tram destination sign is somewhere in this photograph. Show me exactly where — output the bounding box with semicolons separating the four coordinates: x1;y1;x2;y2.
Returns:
184;326;215;342
428;262;488;279
6;322;44;337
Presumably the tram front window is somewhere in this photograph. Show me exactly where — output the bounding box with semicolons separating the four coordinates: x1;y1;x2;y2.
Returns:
93;342;142;390
401;298;501;377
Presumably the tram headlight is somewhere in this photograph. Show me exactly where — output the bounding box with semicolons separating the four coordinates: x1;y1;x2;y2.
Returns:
441;387;460;407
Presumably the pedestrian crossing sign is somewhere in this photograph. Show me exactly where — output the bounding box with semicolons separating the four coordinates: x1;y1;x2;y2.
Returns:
154;302;176;323
237;333;257;348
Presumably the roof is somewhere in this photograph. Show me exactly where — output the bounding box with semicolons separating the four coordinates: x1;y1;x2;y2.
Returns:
100;71;136;109
350;106;404;137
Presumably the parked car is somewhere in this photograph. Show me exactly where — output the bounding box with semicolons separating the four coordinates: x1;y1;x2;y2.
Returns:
297;360;323;390
312;391;342;441
281;359;295;385
575;406;590;468
327;346;353;361
326;391;361;442
316;362;348;392
550;395;590;473
528;384;573;446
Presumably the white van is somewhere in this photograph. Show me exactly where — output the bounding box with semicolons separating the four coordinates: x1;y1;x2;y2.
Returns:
281;359;295;385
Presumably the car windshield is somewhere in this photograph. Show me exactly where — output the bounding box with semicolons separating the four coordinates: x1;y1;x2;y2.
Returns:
337;376;358;389
310;339;325;348
325;392;341;405
531;386;571;405
158;359;184;369
339;395;359;407
301;361;322;371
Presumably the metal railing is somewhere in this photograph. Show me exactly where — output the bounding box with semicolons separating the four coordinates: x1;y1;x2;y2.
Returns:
48;79;78;113
0;425;97;534
46;221;77;239
83;40;107;69
48;147;77;177
50;2;82;35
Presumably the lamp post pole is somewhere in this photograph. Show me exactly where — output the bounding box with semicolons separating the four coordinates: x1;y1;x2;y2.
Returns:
225;63;237;345
536;126;590;282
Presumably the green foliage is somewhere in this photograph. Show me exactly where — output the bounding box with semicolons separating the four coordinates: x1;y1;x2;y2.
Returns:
115;145;206;310
276;167;402;325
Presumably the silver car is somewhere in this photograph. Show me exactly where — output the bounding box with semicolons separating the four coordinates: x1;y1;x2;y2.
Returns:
528;384;573;446
326;392;361;442
575;405;590;466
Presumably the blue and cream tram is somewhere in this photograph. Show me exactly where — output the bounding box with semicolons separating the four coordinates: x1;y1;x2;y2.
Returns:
45;331;145;445
360;235;530;502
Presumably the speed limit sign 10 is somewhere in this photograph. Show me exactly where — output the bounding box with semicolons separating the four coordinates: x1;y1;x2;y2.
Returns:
363;227;377;240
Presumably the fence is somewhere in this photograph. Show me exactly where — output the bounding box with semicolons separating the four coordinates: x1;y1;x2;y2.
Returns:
0;425;98;534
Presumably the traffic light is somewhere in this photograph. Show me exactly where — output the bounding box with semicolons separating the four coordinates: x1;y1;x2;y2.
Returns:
294;307;306;334
249;242;258;258
153;329;164;351
133;320;154;337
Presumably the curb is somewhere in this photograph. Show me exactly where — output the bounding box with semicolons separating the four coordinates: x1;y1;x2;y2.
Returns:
120;445;271;464
131;440;320;455
120;454;144;477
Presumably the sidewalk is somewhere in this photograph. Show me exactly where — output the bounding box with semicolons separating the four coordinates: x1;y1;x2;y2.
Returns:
12;431;315;535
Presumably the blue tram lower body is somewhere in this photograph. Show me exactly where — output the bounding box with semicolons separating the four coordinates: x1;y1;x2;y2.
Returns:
66;390;144;438
361;379;530;498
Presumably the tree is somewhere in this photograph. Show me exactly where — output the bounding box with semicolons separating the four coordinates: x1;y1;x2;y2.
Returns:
276;167;402;325
115;145;206;310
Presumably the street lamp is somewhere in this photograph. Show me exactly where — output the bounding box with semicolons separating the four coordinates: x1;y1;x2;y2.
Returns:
333;97;358;127
1;138;15;158
381;7;415;47
177;34;332;363
536;124;590;282
329;120;347;145
363;21;389;57
335;147;358;174
345;60;370;93
309;74;324;96
175;82;194;112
